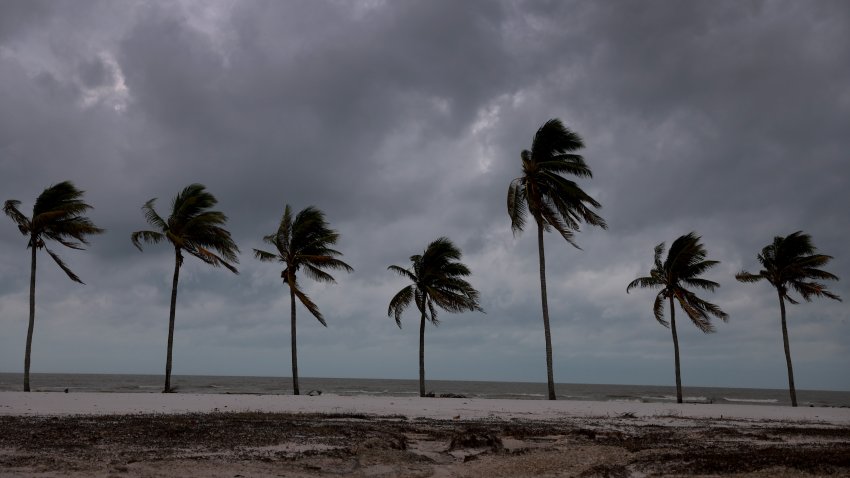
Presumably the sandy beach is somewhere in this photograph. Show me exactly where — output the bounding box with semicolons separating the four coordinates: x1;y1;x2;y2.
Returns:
2;392;849;477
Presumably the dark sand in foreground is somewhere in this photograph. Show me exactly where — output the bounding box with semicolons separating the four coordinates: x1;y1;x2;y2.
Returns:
2;409;849;477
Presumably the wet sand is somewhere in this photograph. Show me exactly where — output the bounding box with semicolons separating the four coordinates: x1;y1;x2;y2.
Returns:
1;392;848;477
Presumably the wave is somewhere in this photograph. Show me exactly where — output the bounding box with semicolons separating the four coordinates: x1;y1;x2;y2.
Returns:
606;394;642;402
722;397;778;404
338;389;392;395
639;395;711;403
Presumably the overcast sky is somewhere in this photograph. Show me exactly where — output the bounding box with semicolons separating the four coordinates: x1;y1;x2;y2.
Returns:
1;0;848;391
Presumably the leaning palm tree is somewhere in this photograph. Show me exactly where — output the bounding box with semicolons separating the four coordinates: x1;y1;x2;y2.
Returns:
4;181;104;391
254;205;352;395
736;231;841;407
131;184;239;393
627;232;728;403
507;118;607;400
387;237;483;397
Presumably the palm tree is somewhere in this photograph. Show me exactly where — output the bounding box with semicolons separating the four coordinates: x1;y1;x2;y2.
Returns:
627;232;728;403
736;231;841;407
4;181;104;391
131;184;239;393
253;205;352;395
387;237;483;397
507;118;607;400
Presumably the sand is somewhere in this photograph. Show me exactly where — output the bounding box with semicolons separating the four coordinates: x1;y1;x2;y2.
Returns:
1;392;849;477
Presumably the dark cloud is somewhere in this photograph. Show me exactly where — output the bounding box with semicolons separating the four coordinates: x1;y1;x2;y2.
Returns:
0;0;50;44
1;0;848;390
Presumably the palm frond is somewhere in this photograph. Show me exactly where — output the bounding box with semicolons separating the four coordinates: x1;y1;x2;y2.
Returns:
653;292;669;327
45;235;85;250
185;245;238;274
253;249;279;262
141;199;168;231
3;200;31;235
626;276;661;293
278;205;293;253
388;264;417;282
131;230;165;251
303;264;336;283
171;184;215;225
507;179;527;234
735;270;764;283
677;297;715;333
531;118;584;161
388;285;415;327
653;242;665;270
540;206;578;248
32;182;88;216
536;156;592;177
427;299;439;326
44;216;103;246
300;255;353;272
546;173;603;211
428;287;481;314
291;283;325;326
798;265;839;282
45;247;83;284
681;277;720;292
664;232;701;273
790;280;842;302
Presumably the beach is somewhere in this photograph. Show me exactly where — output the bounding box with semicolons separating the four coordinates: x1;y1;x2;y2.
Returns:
1;392;849;477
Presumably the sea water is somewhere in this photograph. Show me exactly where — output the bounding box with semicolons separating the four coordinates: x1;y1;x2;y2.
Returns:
1;373;847;408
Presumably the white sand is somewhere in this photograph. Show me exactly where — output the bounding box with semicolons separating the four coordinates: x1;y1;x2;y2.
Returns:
1;391;848;424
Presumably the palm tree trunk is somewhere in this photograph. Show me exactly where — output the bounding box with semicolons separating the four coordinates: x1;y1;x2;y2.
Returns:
419;309;427;398
24;241;37;392
670;295;682;404
164;248;181;393
778;293;797;407
537;221;556;400
290;284;300;396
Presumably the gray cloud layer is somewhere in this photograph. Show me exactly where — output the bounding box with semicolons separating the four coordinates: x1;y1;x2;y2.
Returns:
1;0;848;390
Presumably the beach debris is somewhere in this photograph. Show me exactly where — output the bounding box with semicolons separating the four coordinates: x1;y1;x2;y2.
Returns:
306;390;322;396
448;428;503;453
355;432;407;451
578;463;630;478
1;412;849;476
439;393;467;398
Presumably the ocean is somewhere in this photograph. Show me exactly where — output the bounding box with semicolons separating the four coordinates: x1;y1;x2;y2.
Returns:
1;373;848;408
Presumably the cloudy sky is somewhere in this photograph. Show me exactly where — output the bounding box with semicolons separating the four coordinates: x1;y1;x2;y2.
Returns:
1;0;848;392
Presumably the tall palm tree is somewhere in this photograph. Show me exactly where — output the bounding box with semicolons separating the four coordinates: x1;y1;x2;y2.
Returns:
253;205;352;395
131;184;239;393
736;231;841;407
507;118;607;400
627;232;728;403
4;181;104;392
387;237;483;397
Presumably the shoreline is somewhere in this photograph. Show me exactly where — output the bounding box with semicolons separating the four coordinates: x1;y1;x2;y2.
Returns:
2;391;849;424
